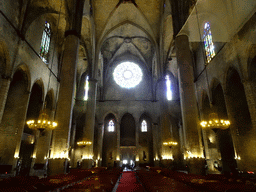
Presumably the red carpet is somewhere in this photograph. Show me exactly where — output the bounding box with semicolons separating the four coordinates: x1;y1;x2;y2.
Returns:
116;171;144;192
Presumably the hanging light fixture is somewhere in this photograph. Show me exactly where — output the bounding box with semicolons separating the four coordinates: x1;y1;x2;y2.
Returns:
77;140;92;146
200;112;230;130
26;107;58;130
163;141;178;146
163;141;178;150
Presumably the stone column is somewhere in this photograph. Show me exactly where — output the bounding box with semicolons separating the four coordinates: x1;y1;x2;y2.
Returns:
176;35;204;174
0;77;11;123
116;122;120;167
242;80;256;172
152;123;160;166
29;110;55;176
81;79;97;168
224;80;256;173
97;123;104;167
0;89;30;176
135;121;140;164
242;80;256;131
48;33;79;176
70;121;77;168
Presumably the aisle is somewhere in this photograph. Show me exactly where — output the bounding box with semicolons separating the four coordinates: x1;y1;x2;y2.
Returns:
115;171;145;192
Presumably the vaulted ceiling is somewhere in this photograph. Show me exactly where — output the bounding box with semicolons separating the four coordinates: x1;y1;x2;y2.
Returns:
22;0;178;82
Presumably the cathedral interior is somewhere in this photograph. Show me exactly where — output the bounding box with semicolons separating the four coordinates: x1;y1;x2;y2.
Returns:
0;0;256;191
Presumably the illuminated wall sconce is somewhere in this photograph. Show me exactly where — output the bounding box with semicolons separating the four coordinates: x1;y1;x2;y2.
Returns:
82;155;93;160
184;151;205;159
235;155;241;160
162;155;174;160
14;153;20;159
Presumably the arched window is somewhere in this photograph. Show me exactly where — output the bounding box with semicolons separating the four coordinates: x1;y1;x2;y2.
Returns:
165;75;172;100
108;120;115;132
84;76;89;100
40;22;51;63
141;120;147;132
203;22;215;63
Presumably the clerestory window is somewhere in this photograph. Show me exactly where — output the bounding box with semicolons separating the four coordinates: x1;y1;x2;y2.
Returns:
84;76;89;100
165;75;172;100
203;22;215;63
40;22;51;63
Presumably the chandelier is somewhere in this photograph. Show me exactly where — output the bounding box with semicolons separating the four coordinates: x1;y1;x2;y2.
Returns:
77;140;92;146
163;141;178;146
26;108;57;130
200;112;230;130
163;141;178;149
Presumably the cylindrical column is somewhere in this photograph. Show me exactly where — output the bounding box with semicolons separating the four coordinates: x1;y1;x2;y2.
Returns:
176;35;204;174
116;122;120;166
70;121;77;168
81;79;97;168
30;109;55;177
48;34;79;176
0;77;11;123
224;81;256;173
242;80;256;131
152;123;160;166
96;123;103;167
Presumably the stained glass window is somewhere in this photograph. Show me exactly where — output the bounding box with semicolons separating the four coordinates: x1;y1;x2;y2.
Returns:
141;120;147;132
113;61;143;88
84;76;89;100
40;22;51;63
108;120;115;132
165;75;172;100
203;22;215;63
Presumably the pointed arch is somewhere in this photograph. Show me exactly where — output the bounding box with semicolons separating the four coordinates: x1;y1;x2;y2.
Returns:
0;40;11;76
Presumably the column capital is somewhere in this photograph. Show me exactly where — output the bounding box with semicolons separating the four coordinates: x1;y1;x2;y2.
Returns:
64;30;80;39
89;78;98;83
241;78;252;84
1;74;12;80
176;32;189;38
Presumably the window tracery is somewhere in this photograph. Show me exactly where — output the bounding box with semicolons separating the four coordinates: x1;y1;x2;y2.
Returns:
141;120;147;132
40;22;51;63
203;22;215;63
84;76;89;100
108;120;115;132
165;75;172;100
113;62;143;88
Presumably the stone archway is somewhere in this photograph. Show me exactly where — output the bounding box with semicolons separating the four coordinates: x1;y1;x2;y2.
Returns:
19;82;44;176
226;68;254;172
120;113;136;146
0;69;30;175
212;83;237;175
31;90;54;177
201;92;220;173
102;113;117;167
138;113;153;166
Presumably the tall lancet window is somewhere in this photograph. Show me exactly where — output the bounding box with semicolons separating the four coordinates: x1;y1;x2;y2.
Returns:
108;120;115;132
141;120;147;132
40;22;51;63
203;22;215;63
165;75;172;100
84;76;89;100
